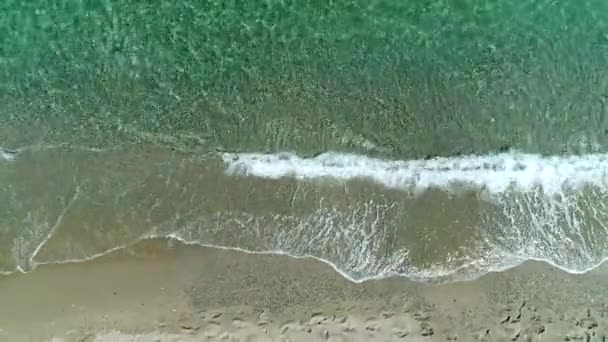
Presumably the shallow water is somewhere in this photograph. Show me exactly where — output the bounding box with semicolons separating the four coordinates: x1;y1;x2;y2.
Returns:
1;146;608;283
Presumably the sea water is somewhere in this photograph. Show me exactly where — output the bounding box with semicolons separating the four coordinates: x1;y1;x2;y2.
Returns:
2;1;608;283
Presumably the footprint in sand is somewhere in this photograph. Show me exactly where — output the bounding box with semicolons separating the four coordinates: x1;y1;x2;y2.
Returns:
364;317;380;333
309;312;331;326
333;315;347;324
257;311;273;326
232;318;252;329
279;320;299;334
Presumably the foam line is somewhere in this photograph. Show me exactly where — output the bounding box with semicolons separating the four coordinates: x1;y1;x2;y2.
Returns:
0;234;603;284
222;151;608;195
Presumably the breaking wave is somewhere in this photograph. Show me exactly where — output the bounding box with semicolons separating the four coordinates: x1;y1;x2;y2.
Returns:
220;151;608;281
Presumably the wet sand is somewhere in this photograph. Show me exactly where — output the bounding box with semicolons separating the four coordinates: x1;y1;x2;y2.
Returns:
0;238;607;341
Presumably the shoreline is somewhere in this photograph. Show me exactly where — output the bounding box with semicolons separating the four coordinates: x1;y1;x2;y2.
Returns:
4;233;604;284
1;239;608;341
4;144;608;282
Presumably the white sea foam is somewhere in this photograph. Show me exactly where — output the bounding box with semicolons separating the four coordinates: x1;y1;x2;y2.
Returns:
150;230;534;284
0;148;18;161
219;150;608;281
222;151;608;195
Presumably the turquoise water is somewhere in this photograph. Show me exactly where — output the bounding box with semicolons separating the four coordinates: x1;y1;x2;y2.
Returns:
2;0;608;156
2;1;608;282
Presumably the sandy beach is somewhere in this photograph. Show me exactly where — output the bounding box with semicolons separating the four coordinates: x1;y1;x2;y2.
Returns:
0;238;606;341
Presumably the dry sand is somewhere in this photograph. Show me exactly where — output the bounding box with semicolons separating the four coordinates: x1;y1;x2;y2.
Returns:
1;238;608;341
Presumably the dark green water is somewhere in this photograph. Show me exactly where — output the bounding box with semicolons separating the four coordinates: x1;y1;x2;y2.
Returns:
3;1;608;283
